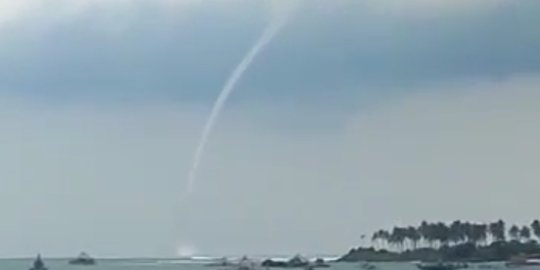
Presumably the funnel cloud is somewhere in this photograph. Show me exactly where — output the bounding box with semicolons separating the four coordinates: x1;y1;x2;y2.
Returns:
186;1;302;194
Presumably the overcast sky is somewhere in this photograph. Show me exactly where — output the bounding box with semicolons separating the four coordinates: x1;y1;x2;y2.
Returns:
0;0;539;258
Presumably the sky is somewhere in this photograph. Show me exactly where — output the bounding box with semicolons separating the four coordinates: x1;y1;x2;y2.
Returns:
0;0;539;258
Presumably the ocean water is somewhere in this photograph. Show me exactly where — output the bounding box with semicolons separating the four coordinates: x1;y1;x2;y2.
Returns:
0;260;413;270
0;260;509;270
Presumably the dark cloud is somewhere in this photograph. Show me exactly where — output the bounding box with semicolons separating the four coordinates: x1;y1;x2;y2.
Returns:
0;0;538;105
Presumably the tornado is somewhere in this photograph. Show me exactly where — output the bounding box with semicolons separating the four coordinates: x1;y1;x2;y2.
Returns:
185;1;302;194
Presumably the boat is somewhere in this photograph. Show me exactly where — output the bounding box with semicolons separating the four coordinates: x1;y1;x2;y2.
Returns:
206;257;235;267
288;255;310;268
262;255;308;268
29;254;48;270
262;255;329;268
416;262;468;270
313;258;330;268
360;262;376;270
68;252;96;265
476;264;497;269
505;255;540;268
262;259;288;268
237;256;260;270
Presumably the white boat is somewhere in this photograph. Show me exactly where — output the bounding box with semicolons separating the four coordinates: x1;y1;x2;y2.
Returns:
69;252;96;265
506;255;540;267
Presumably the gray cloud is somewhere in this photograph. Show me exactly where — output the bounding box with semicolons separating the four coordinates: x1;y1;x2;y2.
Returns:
0;0;539;105
0;75;538;257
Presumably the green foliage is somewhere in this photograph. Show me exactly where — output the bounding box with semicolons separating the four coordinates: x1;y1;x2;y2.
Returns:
509;225;520;241
341;219;540;262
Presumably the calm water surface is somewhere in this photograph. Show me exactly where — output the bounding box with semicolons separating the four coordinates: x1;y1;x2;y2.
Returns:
0;260;511;270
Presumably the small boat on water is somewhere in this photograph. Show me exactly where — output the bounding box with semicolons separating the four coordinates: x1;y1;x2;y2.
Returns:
262;259;288;268
288;255;310;268
69;252;96;265
29;255;48;270
476;264;497;269
206;256;262;270
206;257;235;267
313;258;330;268
505;255;540;268
262;255;329;268
416;262;468;270
237;256;260;270
360;262;376;270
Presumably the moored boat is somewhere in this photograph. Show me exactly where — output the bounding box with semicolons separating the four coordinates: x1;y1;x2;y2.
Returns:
206;257;234;267
69;252;96;265
505;255;540;268
416;262;468;270
237;256;259;270
262;255;329;268
29;254;48;270
360;262;376;270
314;258;330;268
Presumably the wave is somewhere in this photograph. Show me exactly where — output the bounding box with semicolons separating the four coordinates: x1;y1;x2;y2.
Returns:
190;256;221;261
117;258;214;266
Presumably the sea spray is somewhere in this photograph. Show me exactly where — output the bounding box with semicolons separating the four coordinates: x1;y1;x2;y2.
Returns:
185;1;301;194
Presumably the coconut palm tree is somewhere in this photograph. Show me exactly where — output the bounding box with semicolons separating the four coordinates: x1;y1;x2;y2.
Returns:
462;222;474;243
419;221;433;247
477;224;488;245
450;220;465;245
520;226;531;242
406;226;421;250
469;224;483;246
372;230;389;249
509;225;520;241
367;220;540;253
531;220;540;241
371;231;379;248
489;220;506;242
381;230;390;248
436;222;451;247
390;227;407;251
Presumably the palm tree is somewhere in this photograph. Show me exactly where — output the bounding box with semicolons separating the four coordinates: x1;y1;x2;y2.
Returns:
477;224;488;245
372;231;380;248
509;225;520;241
381;230;390;248
489;220;506;242
442;222;451;246
469;224;485;246
372;230;389;249
406;226;421;250
388;228;398;250
450;220;465;245
371;230;382;249
391;227;407;251
367;220;540;254
520;226;531;242
463;222;474;243
430;222;450;247
531;220;540;241
419;221;433;248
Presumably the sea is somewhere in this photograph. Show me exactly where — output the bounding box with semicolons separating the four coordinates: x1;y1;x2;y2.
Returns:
0;259;417;270
0;259;508;270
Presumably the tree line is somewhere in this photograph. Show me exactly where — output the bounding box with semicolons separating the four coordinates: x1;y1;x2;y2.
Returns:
370;220;540;251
